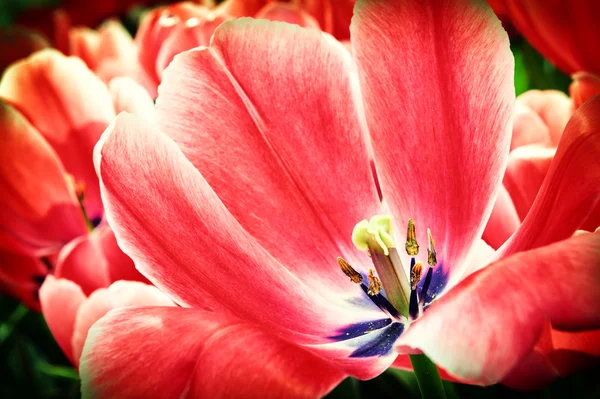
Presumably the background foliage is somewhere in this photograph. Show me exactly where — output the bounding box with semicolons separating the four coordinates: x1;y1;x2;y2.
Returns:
0;1;598;398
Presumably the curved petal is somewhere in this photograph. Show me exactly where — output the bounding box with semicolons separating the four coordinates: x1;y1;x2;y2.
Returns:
108;77;156;122
71;281;174;366
80;307;344;399
39;276;86;365
498;96;600;258
157;20;380;291
0;49;115;220
296;0;355;40
54;234;110;296
154;11;230;79
96;113;382;340
96;20;136;64
0;101;86;255
513;90;573;148
254;3;321;29
482;185;520;249
503;145;555;220
501;1;600;75
570;72;600;109
500;349;559;390
68;27;101;71
351;0;514;276
395;232;600;384
135;2;210;91
54;224;146;295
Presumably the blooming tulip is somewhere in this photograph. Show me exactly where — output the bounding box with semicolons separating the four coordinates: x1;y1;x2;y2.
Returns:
82;1;600;397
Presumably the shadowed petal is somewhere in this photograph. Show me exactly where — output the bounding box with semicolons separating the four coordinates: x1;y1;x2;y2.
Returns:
80;307;344;399
498;96;600;258
482;185;520;249
0;49;115;219
570;72;600;109
396;232;600;384
0;250;50;310
254;3;320;29
0;101;86;255
351;0;514;276
157;19;380;292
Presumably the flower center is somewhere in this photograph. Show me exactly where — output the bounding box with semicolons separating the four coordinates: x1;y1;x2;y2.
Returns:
339;215;440;320
67;175;99;231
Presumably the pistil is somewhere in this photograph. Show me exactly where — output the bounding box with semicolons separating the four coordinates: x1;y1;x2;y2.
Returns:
352;215;411;316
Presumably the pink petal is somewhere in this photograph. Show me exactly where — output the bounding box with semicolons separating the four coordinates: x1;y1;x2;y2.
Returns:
108;77;156;122
96;113;377;339
513;90;573;148
135;3;210;92
68;27;101;71
95;20;136;65
39;276;86;365
482;185;520;249
254;3;321;29
54;223;147;295
214;0;265;17
395;232;600;384
501;349;559;390
71;281;173;366
570;72;600;109
503;145;555;220
0;100;86;255
154;11;230;79
351;0;514;275
80;307;344;399
0;49;115;219
498;95;600;257
54;234;110;295
156;19;380;293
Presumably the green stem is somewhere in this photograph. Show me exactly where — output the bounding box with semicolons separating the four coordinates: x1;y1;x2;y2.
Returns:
0;304;28;345
38;362;80;380
409;354;447;399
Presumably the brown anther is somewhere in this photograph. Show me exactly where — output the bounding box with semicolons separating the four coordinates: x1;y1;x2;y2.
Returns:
410;262;423;290
367;269;382;296
427;228;437;266
338;257;363;284
405;218;419;256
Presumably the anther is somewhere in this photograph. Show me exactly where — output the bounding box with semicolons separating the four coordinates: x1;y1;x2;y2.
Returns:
367;269;382;296
405;218;419;256
427;228;437;266
410;262;423;290
338;257;363;284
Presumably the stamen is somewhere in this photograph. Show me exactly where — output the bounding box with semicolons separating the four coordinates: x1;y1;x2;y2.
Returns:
420;229;436;306
367;269;382;296
410;262;423;290
338;257;363;284
427;228;437;266
405;218;419;256
67;174;95;232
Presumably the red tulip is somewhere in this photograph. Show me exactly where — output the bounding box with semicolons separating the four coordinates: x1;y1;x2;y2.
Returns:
80;1;600;396
488;0;600;76
0;50;152;310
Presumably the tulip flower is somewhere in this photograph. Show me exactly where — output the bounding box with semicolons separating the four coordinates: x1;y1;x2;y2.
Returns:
39;277;174;366
484;90;600;250
82;1;600;397
135;0;355;96
0;49;153;309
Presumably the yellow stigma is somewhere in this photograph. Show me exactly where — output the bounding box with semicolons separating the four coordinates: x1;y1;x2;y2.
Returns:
405;218;419;256
410;262;423;290
352;214;395;255
427;228;437;266
337;257;363;284
367;269;382;296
